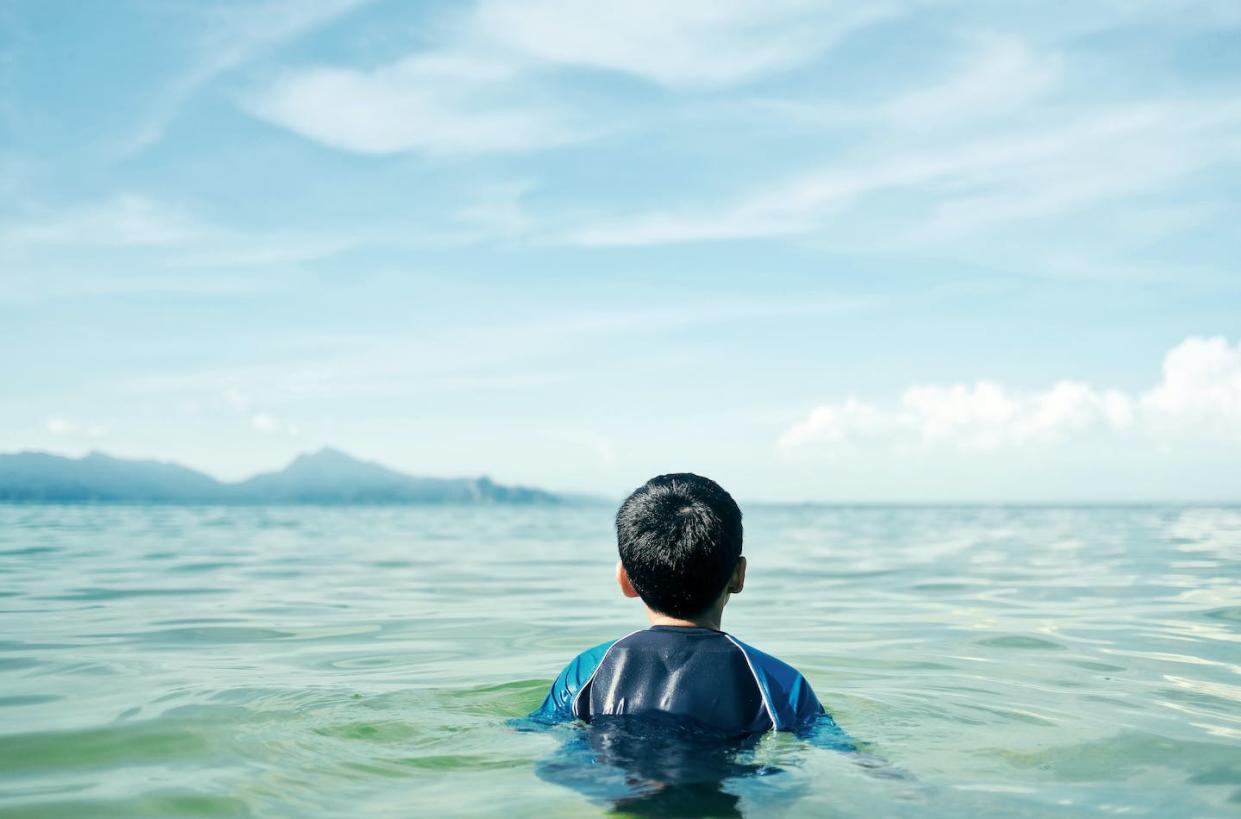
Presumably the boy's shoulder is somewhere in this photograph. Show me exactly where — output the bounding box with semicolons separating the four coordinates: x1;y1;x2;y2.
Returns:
527;633;636;723
724;636;809;688
720;635;825;730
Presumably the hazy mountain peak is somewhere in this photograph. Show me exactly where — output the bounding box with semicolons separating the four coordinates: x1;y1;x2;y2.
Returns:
285;447;341;465
275;447;400;482
299;446;354;462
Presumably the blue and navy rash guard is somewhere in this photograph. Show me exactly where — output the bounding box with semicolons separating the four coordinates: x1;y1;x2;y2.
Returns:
530;626;828;735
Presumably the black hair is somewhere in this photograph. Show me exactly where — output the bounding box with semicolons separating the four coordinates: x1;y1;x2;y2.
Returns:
615;473;743;619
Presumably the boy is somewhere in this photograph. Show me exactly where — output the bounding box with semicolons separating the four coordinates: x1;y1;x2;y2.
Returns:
530;473;836;736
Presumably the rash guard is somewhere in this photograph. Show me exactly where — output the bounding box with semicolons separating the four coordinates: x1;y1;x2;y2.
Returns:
530;626;833;735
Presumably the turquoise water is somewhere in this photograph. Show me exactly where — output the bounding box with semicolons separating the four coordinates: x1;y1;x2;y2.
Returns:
1;504;1239;817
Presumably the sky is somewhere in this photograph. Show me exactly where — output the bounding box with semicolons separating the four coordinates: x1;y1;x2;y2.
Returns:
1;0;1240;503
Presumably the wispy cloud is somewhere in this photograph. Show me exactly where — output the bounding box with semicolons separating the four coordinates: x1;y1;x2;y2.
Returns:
873;36;1061;127
2;195;203;247
0;192;350;258
0;194;374;302
568;96;1241;248
122;292;867;407
0;194;297;298
247;53;587;155
452;179;539;237
0;186;513;272
471;0;892;88
552;25;1240;255
125;0;372;154
779;336;1241;454
750;35;1061;132
244;0;892;155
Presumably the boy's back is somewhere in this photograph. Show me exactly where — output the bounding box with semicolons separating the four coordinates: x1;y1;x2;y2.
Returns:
533;624;825;734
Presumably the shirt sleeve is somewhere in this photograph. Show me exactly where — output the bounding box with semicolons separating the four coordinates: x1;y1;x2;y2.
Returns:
527;639;617;724
765;660;859;750
727;636;860;750
785;665;826;728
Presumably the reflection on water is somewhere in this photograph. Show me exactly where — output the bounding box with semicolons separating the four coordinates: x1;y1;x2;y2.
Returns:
0;504;1239;816
533;715;775;817
528;713;885;816
524;698;916;817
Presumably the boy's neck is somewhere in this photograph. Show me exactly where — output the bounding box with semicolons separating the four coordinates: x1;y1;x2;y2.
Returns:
645;604;725;632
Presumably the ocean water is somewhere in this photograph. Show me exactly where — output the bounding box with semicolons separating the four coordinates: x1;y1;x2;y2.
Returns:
1;504;1239;817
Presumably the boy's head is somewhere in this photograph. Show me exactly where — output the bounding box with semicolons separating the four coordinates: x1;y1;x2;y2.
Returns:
614;473;744;619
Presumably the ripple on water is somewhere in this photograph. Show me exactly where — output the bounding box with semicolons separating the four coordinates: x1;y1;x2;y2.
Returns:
1061;659;1126;672
39;587;223;601
976;635;1067;651
0;694;60;708
1189;766;1241;786
0;546;60;557
107;626;296;645
0;641;76;652
1201;606;1241;624
168;561;240;574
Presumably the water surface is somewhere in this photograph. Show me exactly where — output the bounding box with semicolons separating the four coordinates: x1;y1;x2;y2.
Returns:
1;504;1239;816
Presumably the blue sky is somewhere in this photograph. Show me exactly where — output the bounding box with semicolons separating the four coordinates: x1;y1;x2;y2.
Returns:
2;0;1240;502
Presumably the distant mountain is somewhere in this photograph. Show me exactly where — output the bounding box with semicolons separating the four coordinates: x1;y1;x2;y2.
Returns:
0;448;563;505
0;451;226;502
230;447;558;504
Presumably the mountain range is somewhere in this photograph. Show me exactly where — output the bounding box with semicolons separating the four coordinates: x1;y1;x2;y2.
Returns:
0;448;564;504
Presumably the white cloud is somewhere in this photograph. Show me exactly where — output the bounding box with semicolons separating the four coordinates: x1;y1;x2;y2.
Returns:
779;336;1241;454
251;413;298;435
250;413;279;432
1141;336;1241;438
45;417;108;438
226;389;298;438
45;417;76;435
248;54;586;155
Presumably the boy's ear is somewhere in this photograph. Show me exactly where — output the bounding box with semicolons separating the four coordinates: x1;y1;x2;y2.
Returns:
616;561;641;598
728;556;747;594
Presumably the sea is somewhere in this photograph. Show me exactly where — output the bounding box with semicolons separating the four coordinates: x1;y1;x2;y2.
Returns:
1;503;1239;817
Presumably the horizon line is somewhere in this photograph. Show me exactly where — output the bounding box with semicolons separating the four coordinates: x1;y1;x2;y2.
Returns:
5;447;1238;508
